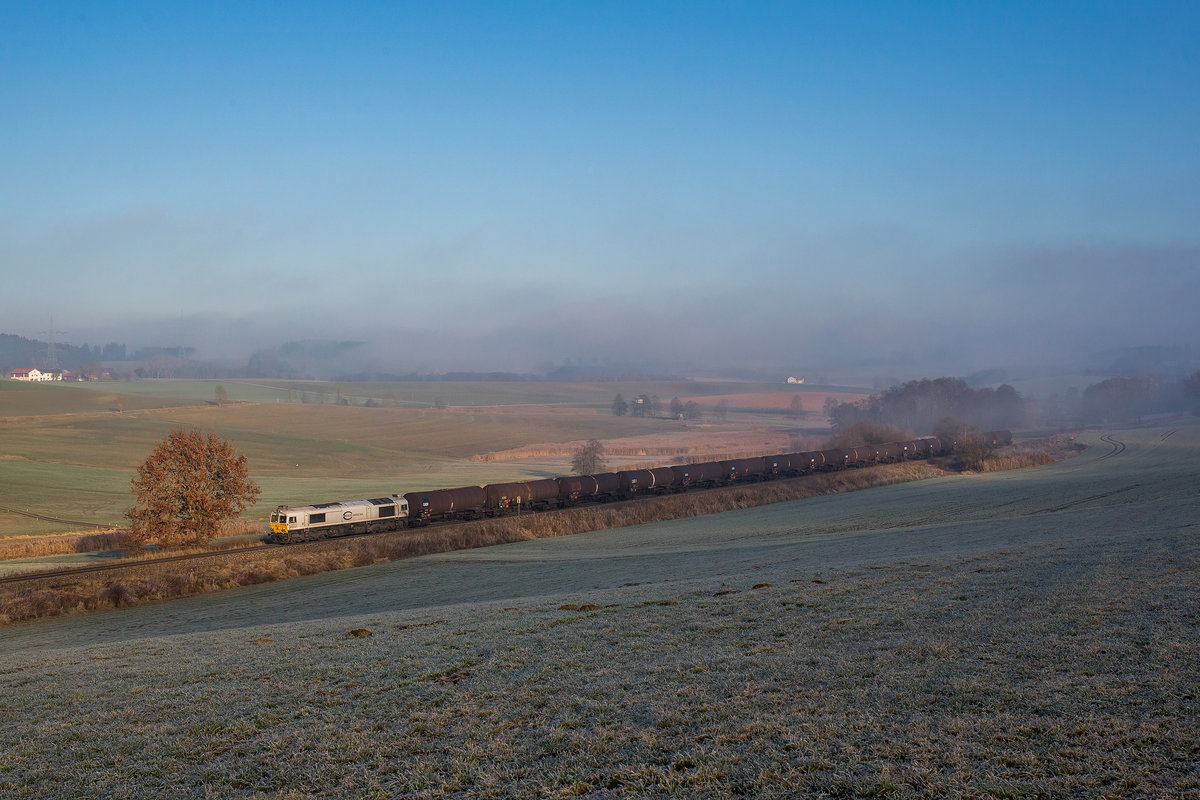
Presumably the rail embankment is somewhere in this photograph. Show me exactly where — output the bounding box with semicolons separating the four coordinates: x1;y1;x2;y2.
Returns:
0;437;1080;626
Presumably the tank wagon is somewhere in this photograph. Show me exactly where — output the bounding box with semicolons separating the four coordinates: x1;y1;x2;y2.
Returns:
618;467;679;495
723;457;768;481
672;461;728;488
873;442;907;462
267;432;1007;543
405;486;488;521
555;475;596;504
485;479;559;511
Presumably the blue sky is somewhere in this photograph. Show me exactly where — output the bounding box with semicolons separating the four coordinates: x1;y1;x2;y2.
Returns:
2;1;1197;373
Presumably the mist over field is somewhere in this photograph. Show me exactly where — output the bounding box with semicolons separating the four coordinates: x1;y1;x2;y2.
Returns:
42;237;1200;378
3;4;1198;378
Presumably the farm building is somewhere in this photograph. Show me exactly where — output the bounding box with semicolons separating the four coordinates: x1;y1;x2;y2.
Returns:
8;368;63;382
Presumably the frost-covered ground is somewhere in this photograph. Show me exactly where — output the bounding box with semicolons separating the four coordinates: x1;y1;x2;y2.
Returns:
2;426;1197;798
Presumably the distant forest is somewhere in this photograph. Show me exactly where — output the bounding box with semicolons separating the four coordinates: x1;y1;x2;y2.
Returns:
0;335;541;382
0;334;126;374
826;373;1200;434
824;377;1028;436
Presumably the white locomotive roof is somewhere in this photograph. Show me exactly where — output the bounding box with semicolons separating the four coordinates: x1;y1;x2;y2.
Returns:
277;496;402;514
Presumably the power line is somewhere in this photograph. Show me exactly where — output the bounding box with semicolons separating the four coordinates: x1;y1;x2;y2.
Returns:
39;316;66;367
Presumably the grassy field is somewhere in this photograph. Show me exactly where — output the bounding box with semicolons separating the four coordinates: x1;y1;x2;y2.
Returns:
1;425;1195;797
65;378;837;409
0;379;196;416
0;379;857;538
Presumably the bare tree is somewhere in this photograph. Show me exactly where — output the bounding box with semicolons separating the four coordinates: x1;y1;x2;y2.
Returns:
214;385;228;406
571;439;607;475
789;394;804;418
954;429;993;471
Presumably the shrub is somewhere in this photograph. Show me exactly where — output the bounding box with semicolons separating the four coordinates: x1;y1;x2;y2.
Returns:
955;429;992;471
827;420;911;448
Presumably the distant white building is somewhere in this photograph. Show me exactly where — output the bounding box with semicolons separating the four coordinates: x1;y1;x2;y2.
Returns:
9;368;61;382
786;376;805;385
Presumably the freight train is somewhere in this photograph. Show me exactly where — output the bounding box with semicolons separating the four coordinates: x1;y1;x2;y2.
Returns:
266;430;1012;544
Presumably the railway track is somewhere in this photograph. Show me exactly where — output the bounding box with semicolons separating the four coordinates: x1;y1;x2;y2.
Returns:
1;488;692;587
0;503;114;530
0;543;277;586
0;506;553;588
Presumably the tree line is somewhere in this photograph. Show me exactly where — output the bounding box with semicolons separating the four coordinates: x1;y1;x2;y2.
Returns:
824;377;1027;436
826;371;1200;435
611;393;803;421
1021;373;1200;428
610;393;704;420
1075;373;1200;424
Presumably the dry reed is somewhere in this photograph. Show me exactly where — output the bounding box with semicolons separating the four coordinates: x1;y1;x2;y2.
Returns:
0;530;126;561
0;519;269;564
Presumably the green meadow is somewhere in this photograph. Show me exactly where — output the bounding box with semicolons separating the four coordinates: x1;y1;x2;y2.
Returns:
67;377;806;408
0;379;833;536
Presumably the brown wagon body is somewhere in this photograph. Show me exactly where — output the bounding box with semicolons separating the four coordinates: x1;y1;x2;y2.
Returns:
404;486;487;519
723;457;768;480
671;461;727;486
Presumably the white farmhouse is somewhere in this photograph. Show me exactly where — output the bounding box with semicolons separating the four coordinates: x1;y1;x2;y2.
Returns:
9;368;62;382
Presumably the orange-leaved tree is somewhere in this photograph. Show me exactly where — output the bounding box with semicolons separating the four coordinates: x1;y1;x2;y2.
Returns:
125;428;261;548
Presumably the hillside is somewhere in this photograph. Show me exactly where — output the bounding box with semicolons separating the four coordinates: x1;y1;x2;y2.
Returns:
0;378;849;537
2;425;1196;797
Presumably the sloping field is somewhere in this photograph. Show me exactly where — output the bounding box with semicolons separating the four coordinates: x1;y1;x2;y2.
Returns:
473;429;824;464
0;403;674;471
0;378;828;536
0;404;713;535
0;459;130;532
68;378;821;408
0;380;196;417
685;390;856;412
162;403;682;463
0;393;739;534
2;425;1196;797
